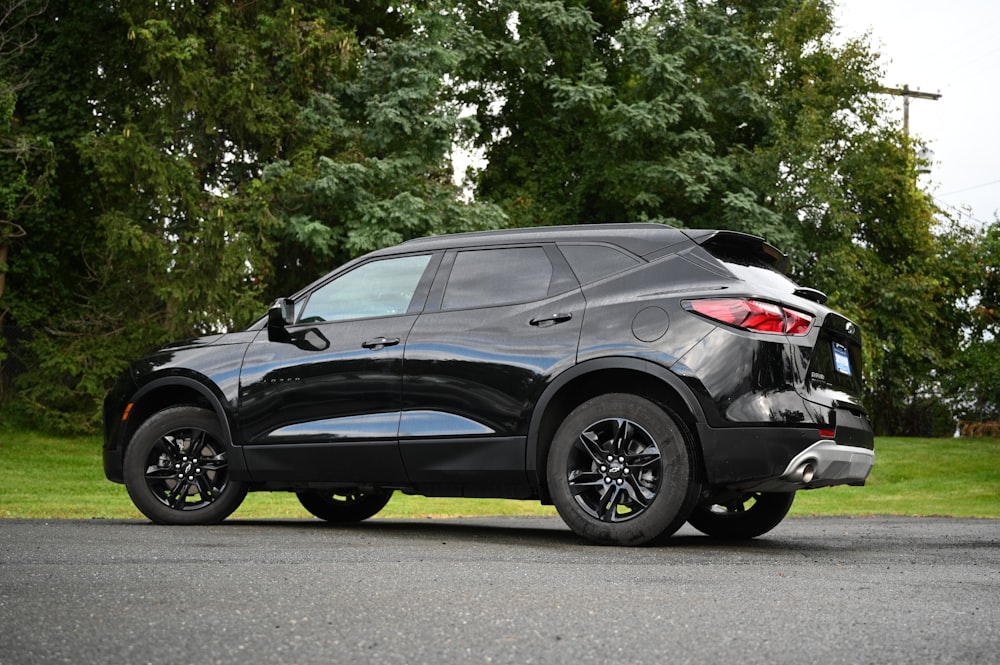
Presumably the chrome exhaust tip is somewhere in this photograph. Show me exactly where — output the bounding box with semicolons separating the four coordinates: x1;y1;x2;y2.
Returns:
787;462;816;484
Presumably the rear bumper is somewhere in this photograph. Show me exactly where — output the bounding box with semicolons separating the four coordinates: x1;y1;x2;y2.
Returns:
741;440;874;492
696;409;874;490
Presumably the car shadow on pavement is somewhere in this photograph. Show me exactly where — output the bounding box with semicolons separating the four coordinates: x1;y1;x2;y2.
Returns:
221;516;825;552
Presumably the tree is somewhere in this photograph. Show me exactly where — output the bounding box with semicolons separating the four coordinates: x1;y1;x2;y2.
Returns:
1;0;980;436
944;220;1000;426
1;1;503;431
449;0;971;434
0;0;51;400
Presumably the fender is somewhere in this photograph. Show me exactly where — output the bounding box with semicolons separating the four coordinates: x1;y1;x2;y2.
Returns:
525;356;708;479
125;373;248;475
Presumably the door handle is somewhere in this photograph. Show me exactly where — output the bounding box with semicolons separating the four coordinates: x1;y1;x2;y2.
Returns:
362;336;401;350
529;313;573;328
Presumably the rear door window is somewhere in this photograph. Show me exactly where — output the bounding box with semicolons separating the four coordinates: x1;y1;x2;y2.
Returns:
442;247;554;310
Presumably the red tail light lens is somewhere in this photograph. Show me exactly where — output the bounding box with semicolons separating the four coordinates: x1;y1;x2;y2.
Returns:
684;299;814;336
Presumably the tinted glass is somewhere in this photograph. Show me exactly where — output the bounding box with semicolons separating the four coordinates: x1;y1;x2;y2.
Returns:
300;254;432;323
442;247;553;309
559;243;640;284
720;261;801;292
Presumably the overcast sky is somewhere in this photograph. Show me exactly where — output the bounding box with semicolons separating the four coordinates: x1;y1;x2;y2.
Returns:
835;0;1000;228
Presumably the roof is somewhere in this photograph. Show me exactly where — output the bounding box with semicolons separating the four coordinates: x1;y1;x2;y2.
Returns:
394;223;690;257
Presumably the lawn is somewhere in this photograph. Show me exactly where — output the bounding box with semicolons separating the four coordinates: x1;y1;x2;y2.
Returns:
1;428;997;520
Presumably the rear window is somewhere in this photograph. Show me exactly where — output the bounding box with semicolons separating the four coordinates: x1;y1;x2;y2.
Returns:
720;261;802;293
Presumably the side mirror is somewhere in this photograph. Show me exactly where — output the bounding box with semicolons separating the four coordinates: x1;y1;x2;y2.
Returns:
267;298;295;341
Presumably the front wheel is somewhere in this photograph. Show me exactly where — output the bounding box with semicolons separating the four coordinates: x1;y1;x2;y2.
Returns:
687;491;795;539
297;489;393;523
546;394;700;546
123;406;247;525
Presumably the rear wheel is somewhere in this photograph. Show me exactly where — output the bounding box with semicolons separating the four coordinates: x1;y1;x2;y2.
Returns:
546;394;700;546
687;491;795;539
123;406;247;525
297;489;393;523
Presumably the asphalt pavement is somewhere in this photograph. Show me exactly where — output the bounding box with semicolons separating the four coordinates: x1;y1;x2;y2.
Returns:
1;515;998;665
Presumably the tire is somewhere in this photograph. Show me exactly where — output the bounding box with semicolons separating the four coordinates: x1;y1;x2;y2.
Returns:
297;488;393;523
687;491;795;539
123;406;248;525
546;394;701;546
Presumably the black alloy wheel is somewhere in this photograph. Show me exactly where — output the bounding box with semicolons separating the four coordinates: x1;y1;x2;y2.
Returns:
123;406;248;525
547;394;700;546
687;491;795;539
297;488;393;523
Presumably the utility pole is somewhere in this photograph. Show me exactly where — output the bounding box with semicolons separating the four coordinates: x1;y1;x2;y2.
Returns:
880;84;942;138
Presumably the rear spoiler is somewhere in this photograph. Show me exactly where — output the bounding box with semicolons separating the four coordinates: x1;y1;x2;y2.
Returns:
683;229;791;275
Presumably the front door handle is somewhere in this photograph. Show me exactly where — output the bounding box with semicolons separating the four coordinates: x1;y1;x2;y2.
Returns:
362;336;401;350
529;313;573;328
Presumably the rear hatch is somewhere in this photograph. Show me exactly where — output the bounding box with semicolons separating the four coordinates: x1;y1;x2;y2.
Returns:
686;230;870;442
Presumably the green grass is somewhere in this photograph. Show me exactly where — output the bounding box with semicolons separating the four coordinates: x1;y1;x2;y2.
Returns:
791;436;1000;518
1;428;997;520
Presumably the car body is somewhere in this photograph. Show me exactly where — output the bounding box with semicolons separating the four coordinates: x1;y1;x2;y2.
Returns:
103;223;874;544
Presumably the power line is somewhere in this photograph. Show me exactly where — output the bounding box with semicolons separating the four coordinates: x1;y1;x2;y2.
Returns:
940;179;1000;197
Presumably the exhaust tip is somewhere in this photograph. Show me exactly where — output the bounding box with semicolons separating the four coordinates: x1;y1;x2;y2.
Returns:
800;463;815;484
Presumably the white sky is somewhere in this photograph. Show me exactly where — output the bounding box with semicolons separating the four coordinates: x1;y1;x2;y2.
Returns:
835;0;1000;228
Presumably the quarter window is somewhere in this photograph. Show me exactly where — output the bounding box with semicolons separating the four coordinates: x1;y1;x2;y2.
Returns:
442;247;553;309
299;254;432;323
559;243;640;284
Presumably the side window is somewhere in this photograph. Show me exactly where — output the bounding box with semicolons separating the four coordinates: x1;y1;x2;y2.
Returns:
559;243;640;284
442;247;553;310
299;254;432;323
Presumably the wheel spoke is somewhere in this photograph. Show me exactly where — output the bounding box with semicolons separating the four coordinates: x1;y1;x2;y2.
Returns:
595;484;622;521
198;453;227;473
576;431;608;466
622;475;654;509
145;465;177;480
721;494;755;513
189;429;207;453
625;450;660;470
160;434;184;458
568;471;607;495
194;474;217;503
610;419;632;456
166;480;191;509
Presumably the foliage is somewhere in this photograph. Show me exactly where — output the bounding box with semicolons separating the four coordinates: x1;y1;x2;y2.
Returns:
0;0;988;435
450;0;976;435
1;1;503;431
942;221;1000;423
0;0;51;397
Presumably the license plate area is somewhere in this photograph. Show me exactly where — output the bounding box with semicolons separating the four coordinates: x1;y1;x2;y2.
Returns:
833;342;852;376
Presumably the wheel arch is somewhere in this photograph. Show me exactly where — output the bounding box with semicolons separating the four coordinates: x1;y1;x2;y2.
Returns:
117;376;241;473
527;357;708;503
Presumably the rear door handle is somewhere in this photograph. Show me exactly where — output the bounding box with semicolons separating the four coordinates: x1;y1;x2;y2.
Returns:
362;336;401;349
529;313;573;328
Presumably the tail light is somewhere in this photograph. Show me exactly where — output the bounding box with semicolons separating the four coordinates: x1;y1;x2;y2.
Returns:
684;298;814;336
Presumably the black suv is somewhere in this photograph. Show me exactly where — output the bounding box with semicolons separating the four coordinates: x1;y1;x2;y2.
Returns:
103;223;874;545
